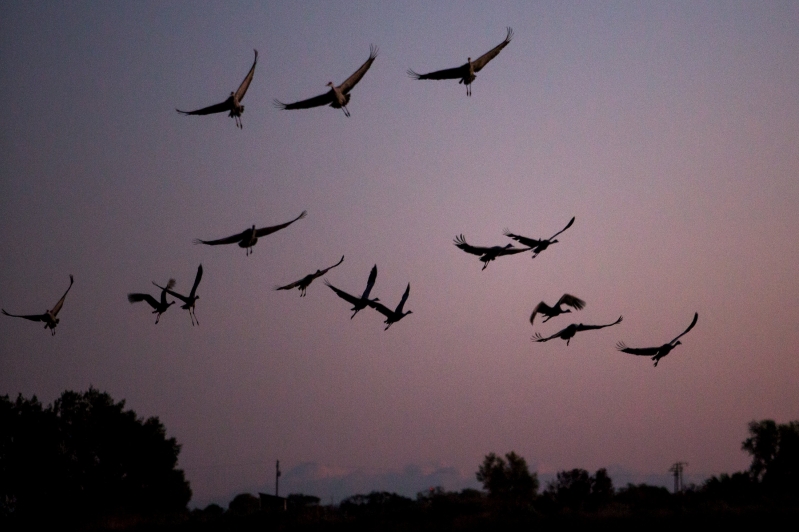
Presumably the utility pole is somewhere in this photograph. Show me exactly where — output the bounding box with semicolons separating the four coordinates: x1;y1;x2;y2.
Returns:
276;460;281;497
669;461;687;493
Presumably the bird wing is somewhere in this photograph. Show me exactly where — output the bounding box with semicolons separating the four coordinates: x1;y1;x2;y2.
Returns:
575;315;623;332
495;245;529;257
529;301;553;325
189;264;203;298
159;279;176;305
318;255;345;276
454;235;490;256
324;280;360;305
273;91;334;110
2;309;47;322
176;98;233;116
193;229;247;246
367;300;394;319
503;230;543;247
50;274;74;316
361;264;378;299
471;27;513;72
547;216;575;241
255;210;307;237
153;281;188;303
233;49;258;102
532;330;560;342
558;293;586;311
407;65;467;81
394;283;410;314
128;293;159;309
615;341;659;357
670;312;698;344
339;45;378;94
274;278;305;291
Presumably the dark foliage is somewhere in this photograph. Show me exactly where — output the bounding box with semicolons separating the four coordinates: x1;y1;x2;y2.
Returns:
0;388;190;526
475;451;538;506
743;419;799;493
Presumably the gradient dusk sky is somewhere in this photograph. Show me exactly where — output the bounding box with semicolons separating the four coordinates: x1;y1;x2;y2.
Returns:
2;1;798;507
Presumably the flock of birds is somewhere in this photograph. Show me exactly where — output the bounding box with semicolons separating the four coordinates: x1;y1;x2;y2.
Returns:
2;28;698;367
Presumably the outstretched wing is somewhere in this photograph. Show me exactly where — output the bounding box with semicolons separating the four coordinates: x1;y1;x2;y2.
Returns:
189;264;203;298
128;293;159;309
339;45;378;94
496;245;529;257
193;229;247;246
394;283;410;314
324;280;360;306
471;27;513;72
318;255;345;276
615;341;659;357
273;92;334;111
558;293;585;311
670;312;698;344
454;234;489;256
503;229;543;248
2;309;47;322
407;65;467;81
177;98;233;116
361;265;378;299
575;316;623;332
367;300;394;319
233;49;258;102
548;216;575;241
255;210;307;237
532;330;560;343
50;274;74;316
274;278;304;291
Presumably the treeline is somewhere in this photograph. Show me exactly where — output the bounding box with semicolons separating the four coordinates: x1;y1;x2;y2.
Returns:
2;389;798;530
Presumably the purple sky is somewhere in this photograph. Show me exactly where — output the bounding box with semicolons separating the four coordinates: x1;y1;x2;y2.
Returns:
2;1;798;507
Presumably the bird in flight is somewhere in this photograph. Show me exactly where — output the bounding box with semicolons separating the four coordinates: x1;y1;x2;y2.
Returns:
530;294;586;325
533;316;622;346
154;265;203;326
408;27;513;96
127;279;175;324
177;49;258;129
454;234;529;270
194;211;307;256
274;45;378;117
275;256;345;297
2;275;74;335
368;283;412;330
616;312;698;367
324;265;379;319
504;217;575;259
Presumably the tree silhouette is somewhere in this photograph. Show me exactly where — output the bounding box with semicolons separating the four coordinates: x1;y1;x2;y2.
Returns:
743;419;799;493
0;388;190;523
476;451;538;505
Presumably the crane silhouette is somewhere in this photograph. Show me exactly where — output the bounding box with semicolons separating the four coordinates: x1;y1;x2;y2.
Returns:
504;217;575;258
274;45;378;117
533;316;622;346
154;265;203;326
2;275;74;335
454;234;529;270
177;49;258;129
530;294;586;325
408;28;513;96
324;265;379;319
127;279;175;324
616;312;698;367
194;211;307;256
275;256;345;297
368;283;412;330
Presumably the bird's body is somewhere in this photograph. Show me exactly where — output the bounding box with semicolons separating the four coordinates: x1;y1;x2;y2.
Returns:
275;256;344;297
454;234;529;270
533;316;622;346
154;265;203;326
194;211;307;255
128;279;175;324
408;28;513;96
530;294;586;325
177;49;258;129
504;217;575;258
616;312;698;367
325;265;379;319
368;283;412;330
274;45;378;117
2;275;74;335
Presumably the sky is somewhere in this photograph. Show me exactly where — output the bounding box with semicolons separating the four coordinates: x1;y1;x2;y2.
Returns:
2;1;799;508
